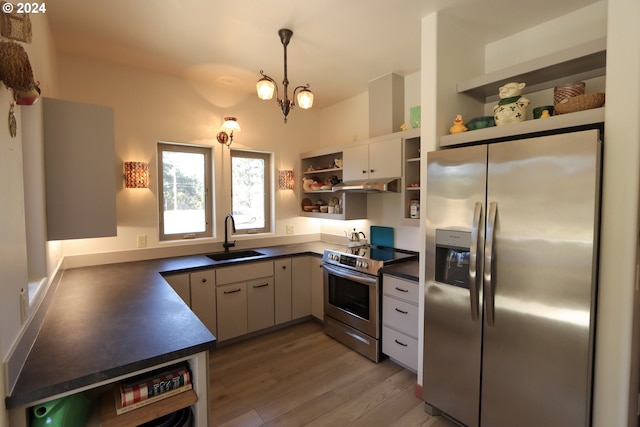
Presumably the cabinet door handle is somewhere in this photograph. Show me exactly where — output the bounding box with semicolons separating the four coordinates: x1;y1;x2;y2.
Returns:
395;287;408;293
223;288;242;294
370;169;374;173
253;283;269;289
281;265;287;269
362;170;367;174
395;339;408;347
395;307;408;314
201;278;207;283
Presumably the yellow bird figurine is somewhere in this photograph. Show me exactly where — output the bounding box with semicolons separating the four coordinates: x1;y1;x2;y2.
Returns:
449;114;468;134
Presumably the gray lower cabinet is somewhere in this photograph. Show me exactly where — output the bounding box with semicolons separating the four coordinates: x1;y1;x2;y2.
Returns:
166;256;318;342
382;274;419;372
291;257;312;319
190;270;217;336
274;258;293;324
216;283;248;341
247;277;275;332
163;271;216;336
310;256;324;320
163;273;191;306
216;261;274;341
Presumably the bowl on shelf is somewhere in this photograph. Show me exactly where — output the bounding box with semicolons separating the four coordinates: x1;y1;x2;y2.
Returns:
301;198;313;212
465;116;495;130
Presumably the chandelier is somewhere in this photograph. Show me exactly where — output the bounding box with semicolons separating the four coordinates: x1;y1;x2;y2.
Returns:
256;29;313;123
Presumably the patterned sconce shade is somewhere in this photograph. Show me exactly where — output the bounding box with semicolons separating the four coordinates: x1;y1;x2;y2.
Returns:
124;161;150;188
279;170;294;190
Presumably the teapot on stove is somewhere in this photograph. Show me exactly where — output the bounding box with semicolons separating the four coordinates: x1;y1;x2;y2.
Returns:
345;228;366;242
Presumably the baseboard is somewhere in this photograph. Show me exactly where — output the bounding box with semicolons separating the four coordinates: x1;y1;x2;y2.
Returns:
415;382;423;399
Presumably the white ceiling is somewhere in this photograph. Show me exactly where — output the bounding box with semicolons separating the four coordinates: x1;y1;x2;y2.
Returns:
46;0;599;109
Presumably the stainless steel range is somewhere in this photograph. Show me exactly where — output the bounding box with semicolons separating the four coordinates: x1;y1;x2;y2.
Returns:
323;245;417;362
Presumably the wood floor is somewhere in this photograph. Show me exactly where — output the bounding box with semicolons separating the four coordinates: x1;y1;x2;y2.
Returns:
208;320;457;427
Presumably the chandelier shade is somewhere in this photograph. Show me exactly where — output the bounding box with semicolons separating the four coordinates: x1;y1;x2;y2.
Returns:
256;77;276;100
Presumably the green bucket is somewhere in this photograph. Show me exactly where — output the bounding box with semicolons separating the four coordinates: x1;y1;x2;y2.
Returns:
31;392;91;427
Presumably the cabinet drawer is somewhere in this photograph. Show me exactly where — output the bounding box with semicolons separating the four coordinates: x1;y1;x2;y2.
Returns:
383;275;418;303
382;325;418;372
216;261;273;285
382;297;418;338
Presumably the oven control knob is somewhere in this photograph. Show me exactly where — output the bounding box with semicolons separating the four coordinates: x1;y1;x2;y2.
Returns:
361;261;369;268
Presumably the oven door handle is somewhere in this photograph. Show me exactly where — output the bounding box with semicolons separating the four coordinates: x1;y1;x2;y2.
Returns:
322;264;378;285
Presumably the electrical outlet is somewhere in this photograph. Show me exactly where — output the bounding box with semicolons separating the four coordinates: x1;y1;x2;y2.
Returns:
286;225;294;235
137;235;147;248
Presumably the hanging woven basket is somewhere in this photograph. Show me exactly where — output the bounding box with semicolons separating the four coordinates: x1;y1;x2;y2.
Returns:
0;40;36;92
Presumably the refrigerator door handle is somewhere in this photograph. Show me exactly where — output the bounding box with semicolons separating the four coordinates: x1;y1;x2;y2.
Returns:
484;201;497;326
469;202;482;321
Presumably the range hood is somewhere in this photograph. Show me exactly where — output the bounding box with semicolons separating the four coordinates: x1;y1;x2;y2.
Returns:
333;178;400;193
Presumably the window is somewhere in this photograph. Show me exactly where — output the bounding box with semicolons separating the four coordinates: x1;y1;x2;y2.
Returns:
158;143;212;240
230;150;271;234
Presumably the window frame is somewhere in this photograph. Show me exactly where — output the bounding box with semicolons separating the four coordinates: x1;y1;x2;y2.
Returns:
157;142;213;241
230;149;272;235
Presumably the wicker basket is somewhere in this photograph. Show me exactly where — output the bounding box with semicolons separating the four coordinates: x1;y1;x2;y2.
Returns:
554;93;605;115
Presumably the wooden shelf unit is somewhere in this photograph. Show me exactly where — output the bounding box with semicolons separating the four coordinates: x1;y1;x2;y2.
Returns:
300;149;367;220
100;389;197;427
402;128;421;226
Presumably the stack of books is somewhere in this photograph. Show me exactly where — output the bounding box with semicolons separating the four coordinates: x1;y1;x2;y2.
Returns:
114;363;192;415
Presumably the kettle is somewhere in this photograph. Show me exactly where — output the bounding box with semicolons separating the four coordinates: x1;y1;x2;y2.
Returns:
345;228;366;242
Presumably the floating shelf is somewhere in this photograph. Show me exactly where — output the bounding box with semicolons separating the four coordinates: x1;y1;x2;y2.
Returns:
440;107;604;148
458;38;606;103
303;167;342;175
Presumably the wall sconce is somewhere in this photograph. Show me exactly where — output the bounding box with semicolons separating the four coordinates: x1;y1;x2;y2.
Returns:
124;161;150;188
279;170;295;190
216;117;241;147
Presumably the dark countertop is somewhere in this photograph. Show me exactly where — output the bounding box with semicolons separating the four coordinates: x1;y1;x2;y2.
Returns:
5;241;337;409
382;259;419;282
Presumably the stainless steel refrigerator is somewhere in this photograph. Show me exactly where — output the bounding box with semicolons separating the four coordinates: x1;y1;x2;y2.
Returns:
422;129;601;427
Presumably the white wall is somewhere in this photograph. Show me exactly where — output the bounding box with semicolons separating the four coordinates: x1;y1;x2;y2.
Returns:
56;54;324;262
316;71;423;251
0;13;59;427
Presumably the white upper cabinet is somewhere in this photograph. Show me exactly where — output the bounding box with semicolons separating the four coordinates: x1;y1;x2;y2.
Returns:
343;136;402;182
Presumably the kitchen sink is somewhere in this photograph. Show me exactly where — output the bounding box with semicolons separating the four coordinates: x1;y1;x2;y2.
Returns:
206;250;264;261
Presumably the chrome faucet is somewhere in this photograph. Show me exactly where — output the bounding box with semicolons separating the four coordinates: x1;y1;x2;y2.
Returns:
223;213;236;252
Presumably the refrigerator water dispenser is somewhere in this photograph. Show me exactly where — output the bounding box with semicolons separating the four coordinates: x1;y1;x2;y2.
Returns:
435;229;471;289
